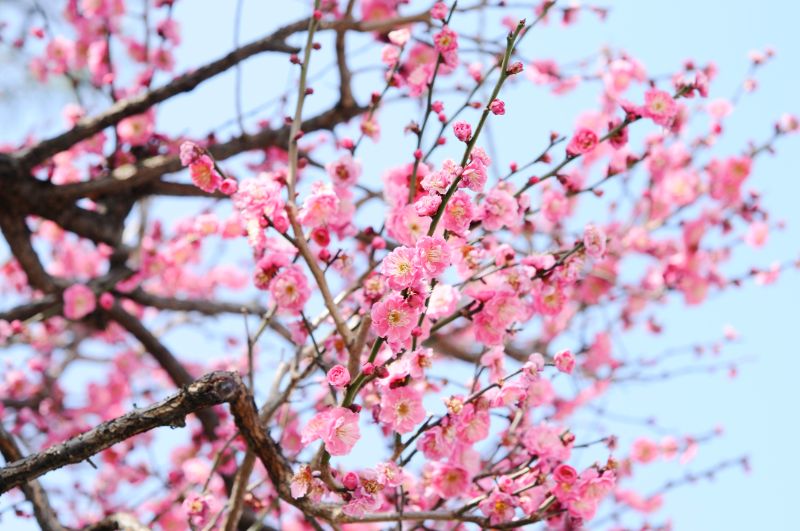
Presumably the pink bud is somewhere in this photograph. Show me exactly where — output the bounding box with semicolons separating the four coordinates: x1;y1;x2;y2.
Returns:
342;472;360;490
220;178;238;195
489;99;506;115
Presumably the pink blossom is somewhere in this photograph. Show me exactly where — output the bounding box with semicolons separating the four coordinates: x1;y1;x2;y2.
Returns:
460;157;488;192
414;236;450;278
631;437;660;464
414;194;442;216
479;186;518;230
387;205;431;246
381;246;421;290
189;155;222;193
299;182;339;227
523;423;571;462
182;492;212;527
455;402;490;443
371;293;420;344
643;89;678;127
489;99;506;115
327;154;361;188
302;407;361;456
63;284;96;320
269;265;311;314
479;490;516;525
327;365;351;388
379;385;426;433
554;349;575;374
566;127;598;157
583;224;607;259
117;112;154;146
417;425;455;459
452;120;472;142
744;221;769;248
430;463;469;499
179;141;203;166
430;1;448;20
433;26;458;54
290;465;313;498
442;190;475;234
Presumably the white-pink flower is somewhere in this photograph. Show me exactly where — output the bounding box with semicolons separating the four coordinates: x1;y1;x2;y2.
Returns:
379;386;426;433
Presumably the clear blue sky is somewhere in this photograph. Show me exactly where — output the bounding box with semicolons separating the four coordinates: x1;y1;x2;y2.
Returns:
3;1;799;529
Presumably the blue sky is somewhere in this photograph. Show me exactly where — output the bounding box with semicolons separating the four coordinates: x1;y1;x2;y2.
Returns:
2;1;799;529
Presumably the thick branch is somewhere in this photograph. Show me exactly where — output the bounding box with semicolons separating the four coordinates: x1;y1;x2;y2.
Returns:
0;371;239;494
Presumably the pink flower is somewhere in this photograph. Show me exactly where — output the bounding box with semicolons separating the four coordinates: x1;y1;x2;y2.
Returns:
414;236;450;278
489;99;506;115
326;154;361;188
290;465;313;498
554;349;575;374
381;246;421;290
371;293;420;343
117;112;154;146
479;490;516;525
324;408;361;455
480;186;518;230
387;204;431;246
452;120;472;142
189;155;221;193
299;182;339;227
417;425;455;459
431;463;469;499
643;89;678;127
179;141;203;166
182;492;211;527
523;423;571;462
566;127;598;157
744;221;768;248
631;437;660;464
327;365;351;388
379;386;426;433
431;1;448;20
269;265;311;314
302;407;361;456
583;224;607;259
442;190;475;235
63;284;96;320
460;158;488;192
414;194;442;216
433;26;458;54
455;403;490;443
553;464;578;485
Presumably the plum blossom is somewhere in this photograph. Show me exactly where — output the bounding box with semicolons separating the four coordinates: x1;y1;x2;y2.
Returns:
381;246;421;290
269;265;311;314
301;407;361;456
63;284;96;320
327;365;351;388
371;293;420;343
643;88;678;127
379;386;426;433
